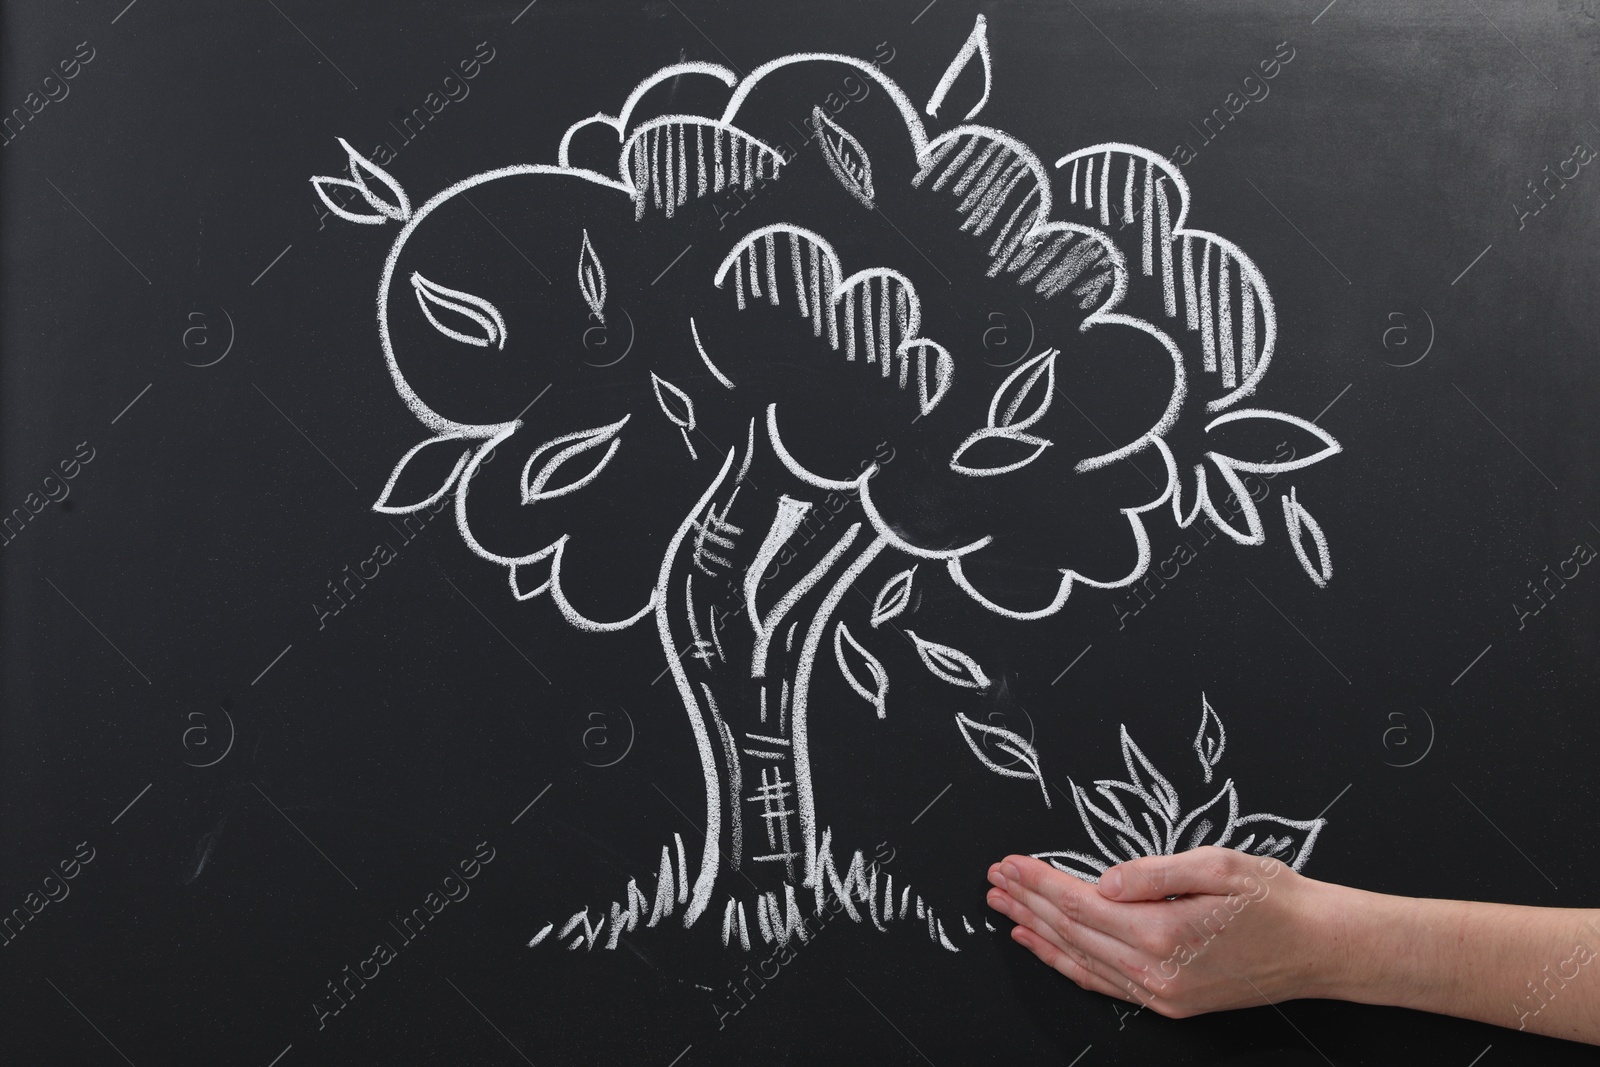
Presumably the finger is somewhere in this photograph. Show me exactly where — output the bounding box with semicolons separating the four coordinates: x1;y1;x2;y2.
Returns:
986;885;1145;992
996;855;1154;948
1011;924;1159;1008
1098;846;1247;902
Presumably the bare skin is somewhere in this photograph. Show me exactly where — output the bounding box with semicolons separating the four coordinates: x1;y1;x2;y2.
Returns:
985;846;1600;1045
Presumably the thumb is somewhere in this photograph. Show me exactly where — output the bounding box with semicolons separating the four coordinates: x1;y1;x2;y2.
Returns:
1097;847;1242;901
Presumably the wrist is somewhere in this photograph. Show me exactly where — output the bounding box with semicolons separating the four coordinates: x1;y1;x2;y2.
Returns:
1293;876;1390;1003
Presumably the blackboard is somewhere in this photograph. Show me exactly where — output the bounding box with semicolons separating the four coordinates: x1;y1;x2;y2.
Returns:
4;2;1598;1064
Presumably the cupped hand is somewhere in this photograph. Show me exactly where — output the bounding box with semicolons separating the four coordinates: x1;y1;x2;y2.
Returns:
986;846;1345;1018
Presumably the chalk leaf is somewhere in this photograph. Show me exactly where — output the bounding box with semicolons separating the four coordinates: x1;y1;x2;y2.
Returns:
814;107;875;208
955;712;1050;807
372;435;471;514
1231;813;1325;871
1282;487;1332;588
411;272;508;349
950;428;1052;477
521;416;629;503
908;630;991;689
834;622;889;718
925;15;992;122
870;567;916;628
578;229;607;323
1194;693;1226;783
1171;780;1239;852
650;373;696;430
987;347;1058;431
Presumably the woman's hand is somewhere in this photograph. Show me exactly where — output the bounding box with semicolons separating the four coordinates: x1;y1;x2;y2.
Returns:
985;847;1345;1018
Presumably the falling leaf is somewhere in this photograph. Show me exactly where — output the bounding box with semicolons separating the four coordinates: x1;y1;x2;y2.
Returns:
578;229;607;323
949;428;1052;477
411;272;508;349
955;713;1050;807
1204;408;1342;474
1193;693;1226;783
650;373;696;430
1282;487;1332;588
372;434;472;514
987;348;1058;431
813;106;875;208
907;631;991;689
521;416;630;502
833;622;889;718
924;15;992;122
870;567;916;628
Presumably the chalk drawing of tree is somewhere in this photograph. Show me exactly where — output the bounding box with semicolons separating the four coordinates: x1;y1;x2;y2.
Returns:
314;18;1341;953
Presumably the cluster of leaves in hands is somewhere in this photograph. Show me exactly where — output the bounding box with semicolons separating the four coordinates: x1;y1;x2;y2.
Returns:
1036;695;1326;880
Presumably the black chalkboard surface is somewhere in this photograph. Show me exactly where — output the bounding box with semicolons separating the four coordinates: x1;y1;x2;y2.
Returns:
4;2;1598;1064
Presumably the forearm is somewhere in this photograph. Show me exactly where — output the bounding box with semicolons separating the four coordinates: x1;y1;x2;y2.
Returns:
1309;880;1600;1042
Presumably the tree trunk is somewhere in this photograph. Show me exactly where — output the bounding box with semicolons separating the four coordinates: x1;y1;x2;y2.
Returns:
655;430;890;929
